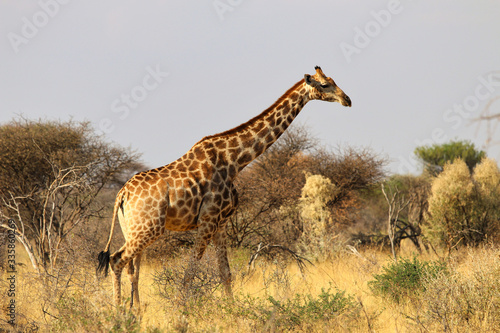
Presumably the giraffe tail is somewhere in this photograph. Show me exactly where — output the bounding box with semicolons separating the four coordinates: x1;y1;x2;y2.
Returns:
97;188;125;277
97;251;110;277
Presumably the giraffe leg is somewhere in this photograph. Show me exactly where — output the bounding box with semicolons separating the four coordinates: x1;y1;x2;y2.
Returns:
110;244;139;307
109;247;126;307
182;228;212;293
127;253;142;311
213;226;232;297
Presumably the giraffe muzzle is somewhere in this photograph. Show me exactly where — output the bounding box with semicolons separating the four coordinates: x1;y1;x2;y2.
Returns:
341;94;352;107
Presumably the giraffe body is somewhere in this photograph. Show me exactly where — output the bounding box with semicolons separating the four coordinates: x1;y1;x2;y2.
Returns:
97;66;351;308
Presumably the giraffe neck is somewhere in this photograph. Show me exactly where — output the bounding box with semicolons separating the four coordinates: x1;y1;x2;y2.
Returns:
193;79;311;179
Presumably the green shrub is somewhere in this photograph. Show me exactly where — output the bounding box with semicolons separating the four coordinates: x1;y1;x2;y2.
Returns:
217;288;362;331
267;287;360;330
369;257;447;303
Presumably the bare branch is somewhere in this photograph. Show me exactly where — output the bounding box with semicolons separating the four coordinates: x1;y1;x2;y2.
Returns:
381;183;411;262
247;242;314;275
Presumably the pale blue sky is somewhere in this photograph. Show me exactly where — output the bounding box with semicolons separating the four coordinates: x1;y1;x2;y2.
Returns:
1;1;499;174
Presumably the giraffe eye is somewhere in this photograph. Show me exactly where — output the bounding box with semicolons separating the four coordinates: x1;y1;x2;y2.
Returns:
320;83;329;88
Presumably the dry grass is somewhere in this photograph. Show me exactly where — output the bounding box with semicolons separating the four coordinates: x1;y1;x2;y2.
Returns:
1;242;499;332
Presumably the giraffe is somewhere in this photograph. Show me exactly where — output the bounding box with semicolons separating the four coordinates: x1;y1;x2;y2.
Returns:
97;66;351;309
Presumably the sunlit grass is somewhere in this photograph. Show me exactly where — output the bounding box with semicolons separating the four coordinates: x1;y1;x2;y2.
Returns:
2;242;499;332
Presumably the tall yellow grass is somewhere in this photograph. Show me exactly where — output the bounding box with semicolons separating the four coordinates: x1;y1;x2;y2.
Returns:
1;241;498;332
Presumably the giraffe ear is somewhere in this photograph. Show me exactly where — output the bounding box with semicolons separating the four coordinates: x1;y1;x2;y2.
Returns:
305;74;319;87
304;74;312;85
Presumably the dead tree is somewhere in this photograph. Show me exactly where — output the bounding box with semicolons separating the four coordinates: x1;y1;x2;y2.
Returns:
381;183;410;262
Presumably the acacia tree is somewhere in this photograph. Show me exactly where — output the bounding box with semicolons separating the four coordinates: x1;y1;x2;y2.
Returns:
414;140;485;176
0;118;142;273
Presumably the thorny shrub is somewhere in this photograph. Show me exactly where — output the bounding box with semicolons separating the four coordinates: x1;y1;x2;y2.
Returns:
426;158;500;249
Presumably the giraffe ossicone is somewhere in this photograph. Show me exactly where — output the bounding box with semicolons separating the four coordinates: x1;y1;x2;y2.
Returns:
97;66;351;308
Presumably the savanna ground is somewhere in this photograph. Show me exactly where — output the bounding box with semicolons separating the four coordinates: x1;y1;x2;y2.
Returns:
1;240;499;332
1;120;500;332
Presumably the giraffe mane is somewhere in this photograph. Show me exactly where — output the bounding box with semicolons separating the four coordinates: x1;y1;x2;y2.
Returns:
194;78;305;145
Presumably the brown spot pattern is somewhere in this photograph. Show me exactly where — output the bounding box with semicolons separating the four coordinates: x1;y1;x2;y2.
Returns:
105;78;314;309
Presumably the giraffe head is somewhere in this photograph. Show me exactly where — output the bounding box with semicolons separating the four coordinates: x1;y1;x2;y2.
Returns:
304;66;351;107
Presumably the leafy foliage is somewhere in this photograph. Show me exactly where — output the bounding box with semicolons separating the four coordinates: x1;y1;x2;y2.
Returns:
414;140;485;175
266;288;360;329
217;288;361;331
369;257;447;303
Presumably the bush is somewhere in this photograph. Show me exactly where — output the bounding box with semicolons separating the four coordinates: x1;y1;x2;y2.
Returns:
219;288;362;332
426;158;500;249
369;257;447;303
418;246;500;332
266;288;360;330
298;174;339;258
227;125;385;251
473;158;500;211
